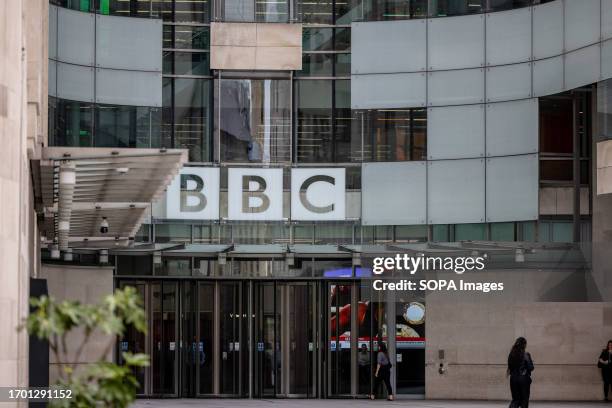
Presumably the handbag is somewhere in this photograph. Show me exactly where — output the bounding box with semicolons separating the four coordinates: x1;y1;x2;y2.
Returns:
599;361;605;369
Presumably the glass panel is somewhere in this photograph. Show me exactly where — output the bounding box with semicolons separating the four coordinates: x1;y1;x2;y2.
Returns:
256;0;289;22
490;222;515;241
297;54;334;77
454;223;486;241
315;224;354;244
519;221;536;242
172;25;210;49
51;100;93;147
539;96;573;154
135;224;151;243
488;0;531;12
335;27;351;51
335;79;355;162
316;260;353;278
329;283;352;395
154;224;192;243
432;224;449;242
335;54;350;77
152;282;177;395
254;282;278;396
288;284;314;395
294;224;314;244
540;160;573;182
552;221;573;243
154;258;192;276
296;80;332;162
219;282;241;394
220;78;291;163
395;225;428;242
431;0;484;16
395;294;425;395
361;108;427;162
175;78;211;162
487;99;538;157
170;52;210;76
98;0;153;17
302;28;334;52
116;255;153;275
231;223;290;244
174;0;210;22
198;283;214;394
361;0;427;21
95;105;161;148
193;224;220;243
298;0;333;24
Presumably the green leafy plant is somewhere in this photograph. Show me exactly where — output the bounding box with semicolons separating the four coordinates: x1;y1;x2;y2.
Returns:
23;286;149;407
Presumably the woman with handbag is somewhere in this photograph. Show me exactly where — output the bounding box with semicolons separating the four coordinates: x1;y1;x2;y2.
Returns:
507;337;534;408
370;342;394;401
598;340;612;401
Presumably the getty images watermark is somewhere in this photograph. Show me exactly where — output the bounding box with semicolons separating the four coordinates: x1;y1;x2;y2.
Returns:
370;254;504;293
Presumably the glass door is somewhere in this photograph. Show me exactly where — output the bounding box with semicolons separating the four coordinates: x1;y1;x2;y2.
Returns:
152;281;178;396
327;282;354;396
253;282;279;397
197;282;215;395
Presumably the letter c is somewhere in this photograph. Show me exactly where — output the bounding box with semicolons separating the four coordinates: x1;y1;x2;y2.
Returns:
299;175;335;214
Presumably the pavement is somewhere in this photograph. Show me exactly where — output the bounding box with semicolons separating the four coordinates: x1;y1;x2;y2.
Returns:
132;399;611;408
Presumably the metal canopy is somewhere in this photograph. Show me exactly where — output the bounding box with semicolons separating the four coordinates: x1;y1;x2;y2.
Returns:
37;147;187;250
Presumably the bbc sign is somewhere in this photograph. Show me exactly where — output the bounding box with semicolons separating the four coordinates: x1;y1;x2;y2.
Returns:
166;167;346;221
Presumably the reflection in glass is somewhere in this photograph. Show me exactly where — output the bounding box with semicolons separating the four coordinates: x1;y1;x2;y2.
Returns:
488;0;531;12
154;258;192;276
359;108;427;162
361;0;427;21
198;284;214;394
298;0;333;24
174;78;211;162
296;80;332;162
256;0;289;22
173;0;210;22
297;54;334;77
302;28;334;52
51;99;93;147
155;224;192;243
328;283;352;395
171;26;210;49
220;78;291;163
431;0;484;16
95;104;161;148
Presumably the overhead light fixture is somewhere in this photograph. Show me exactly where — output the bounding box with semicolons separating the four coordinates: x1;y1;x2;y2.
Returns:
218;253;227;265
153;251;162;265
63;248;73;262
515;248;525;263
100;217;109;234
286;253;295;267
50;244;60;260
99;249;109;264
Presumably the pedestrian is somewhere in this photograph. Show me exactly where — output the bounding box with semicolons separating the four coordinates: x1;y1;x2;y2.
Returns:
370;342;394;401
598;340;612;401
507;337;534;408
358;343;371;393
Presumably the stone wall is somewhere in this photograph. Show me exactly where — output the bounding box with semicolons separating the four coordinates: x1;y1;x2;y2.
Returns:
0;1;47;404
425;269;612;400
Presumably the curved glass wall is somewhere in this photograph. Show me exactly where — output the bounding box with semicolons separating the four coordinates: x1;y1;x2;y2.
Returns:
48;97;162;148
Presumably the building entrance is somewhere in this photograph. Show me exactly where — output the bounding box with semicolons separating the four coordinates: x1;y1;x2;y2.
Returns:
117;278;425;398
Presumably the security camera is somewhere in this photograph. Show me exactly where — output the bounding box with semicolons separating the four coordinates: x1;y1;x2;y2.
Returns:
100;217;109;234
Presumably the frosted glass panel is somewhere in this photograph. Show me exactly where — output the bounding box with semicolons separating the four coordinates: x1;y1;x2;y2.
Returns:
57;7;95;66
603;40;612;80
57;62;94;102
428;105;484;160
428;69;484;106
533;56;563;97
362;162;426;225
565;44;601;90
428;14;485;70
486;154;538;222
96;15;162;72
427;158;485;224
352;20;426;75
486;62;531;102
533;1;563;60
486;99;538;157
604;0;612;41
351;73;426;109
49;5;57;60
95;69;162;107
564;0;600;51
486;7;531;66
48;60;57;97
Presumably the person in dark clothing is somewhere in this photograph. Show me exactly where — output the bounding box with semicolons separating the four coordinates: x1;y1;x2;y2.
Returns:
370;342;394;401
599;340;612;401
507;337;534;408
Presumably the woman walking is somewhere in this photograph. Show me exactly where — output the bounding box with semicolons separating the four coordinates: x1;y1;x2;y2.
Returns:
598;340;612;401
370;342;394;401
507;337;534;408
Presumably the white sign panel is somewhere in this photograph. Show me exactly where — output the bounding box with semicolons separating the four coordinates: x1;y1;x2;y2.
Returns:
291;168;345;220
227;168;283;221
166;167;220;220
